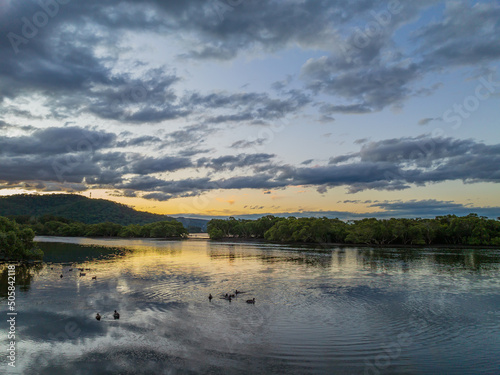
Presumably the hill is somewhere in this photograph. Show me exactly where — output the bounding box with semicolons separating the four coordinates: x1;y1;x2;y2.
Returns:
0;194;208;230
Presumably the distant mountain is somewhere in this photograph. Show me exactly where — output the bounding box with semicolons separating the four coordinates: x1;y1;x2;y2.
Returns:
0;194;208;230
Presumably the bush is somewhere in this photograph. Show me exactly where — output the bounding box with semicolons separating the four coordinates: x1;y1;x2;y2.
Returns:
0;216;43;260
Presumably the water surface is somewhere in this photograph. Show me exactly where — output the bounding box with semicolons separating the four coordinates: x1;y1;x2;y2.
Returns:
1;237;499;374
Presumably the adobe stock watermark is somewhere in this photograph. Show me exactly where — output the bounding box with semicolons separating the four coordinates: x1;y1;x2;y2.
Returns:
364;331;413;375
443;74;500;130
210;0;245;22
339;0;403;64
7;0;72;54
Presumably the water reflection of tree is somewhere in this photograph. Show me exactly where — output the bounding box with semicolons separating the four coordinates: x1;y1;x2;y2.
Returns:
207;246;333;268
0;263;43;297
357;248;500;274
207;244;499;273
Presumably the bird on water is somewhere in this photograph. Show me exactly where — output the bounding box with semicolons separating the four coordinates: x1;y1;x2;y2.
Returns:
113;310;120;319
246;298;256;304
96;313;101;321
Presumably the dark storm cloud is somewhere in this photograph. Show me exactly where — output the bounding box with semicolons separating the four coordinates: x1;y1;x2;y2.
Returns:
302;58;421;112
116;135;163;148
336;136;500;168
0;154;102;184
187;90;311;124
84;70;187;123
0;127;116;156
118;176;212;197
197;153;275;172
128;155;193;175
164;124;215;147
415;2;500;69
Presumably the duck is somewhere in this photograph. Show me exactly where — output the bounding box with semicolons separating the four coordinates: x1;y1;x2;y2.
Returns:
235;290;240;294
228;296;232;302
113;310;120;319
96;313;101;321
92;276;97;280
208;294;213;301
80;272;86;277
60;274;63;278
246;298;256;304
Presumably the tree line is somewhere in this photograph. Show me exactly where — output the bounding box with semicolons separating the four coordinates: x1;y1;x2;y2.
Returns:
207;214;500;246
7;215;189;239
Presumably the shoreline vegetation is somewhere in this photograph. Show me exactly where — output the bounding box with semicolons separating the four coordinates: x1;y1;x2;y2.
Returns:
2;213;500;260
5;215;189;239
207;214;500;247
0;217;43;261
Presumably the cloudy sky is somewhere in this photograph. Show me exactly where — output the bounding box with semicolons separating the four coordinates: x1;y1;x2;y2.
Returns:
0;0;499;219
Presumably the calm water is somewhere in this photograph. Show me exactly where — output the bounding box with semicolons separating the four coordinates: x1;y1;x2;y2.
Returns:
1;237;499;375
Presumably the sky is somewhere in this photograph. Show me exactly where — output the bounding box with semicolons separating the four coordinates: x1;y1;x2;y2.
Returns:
0;0;499;220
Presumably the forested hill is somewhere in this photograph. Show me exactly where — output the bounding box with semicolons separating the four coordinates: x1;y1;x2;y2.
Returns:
0;194;207;229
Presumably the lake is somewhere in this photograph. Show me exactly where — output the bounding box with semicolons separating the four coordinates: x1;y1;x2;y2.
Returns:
1;237;499;374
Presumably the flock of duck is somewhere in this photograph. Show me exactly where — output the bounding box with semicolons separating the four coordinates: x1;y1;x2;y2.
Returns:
208;290;256;304
56;266;97;280
54;265;255;323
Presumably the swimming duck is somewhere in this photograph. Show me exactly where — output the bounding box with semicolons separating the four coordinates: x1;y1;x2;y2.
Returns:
96;313;101;321
92;276;97;280
113;310;120;319
208;294;213;301
80;272;86;277
246;298;256;304
60;274;63;278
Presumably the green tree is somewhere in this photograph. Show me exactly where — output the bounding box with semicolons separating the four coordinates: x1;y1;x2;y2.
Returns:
0;216;43;260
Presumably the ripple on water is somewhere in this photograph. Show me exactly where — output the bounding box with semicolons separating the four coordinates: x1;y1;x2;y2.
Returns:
13;242;500;375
